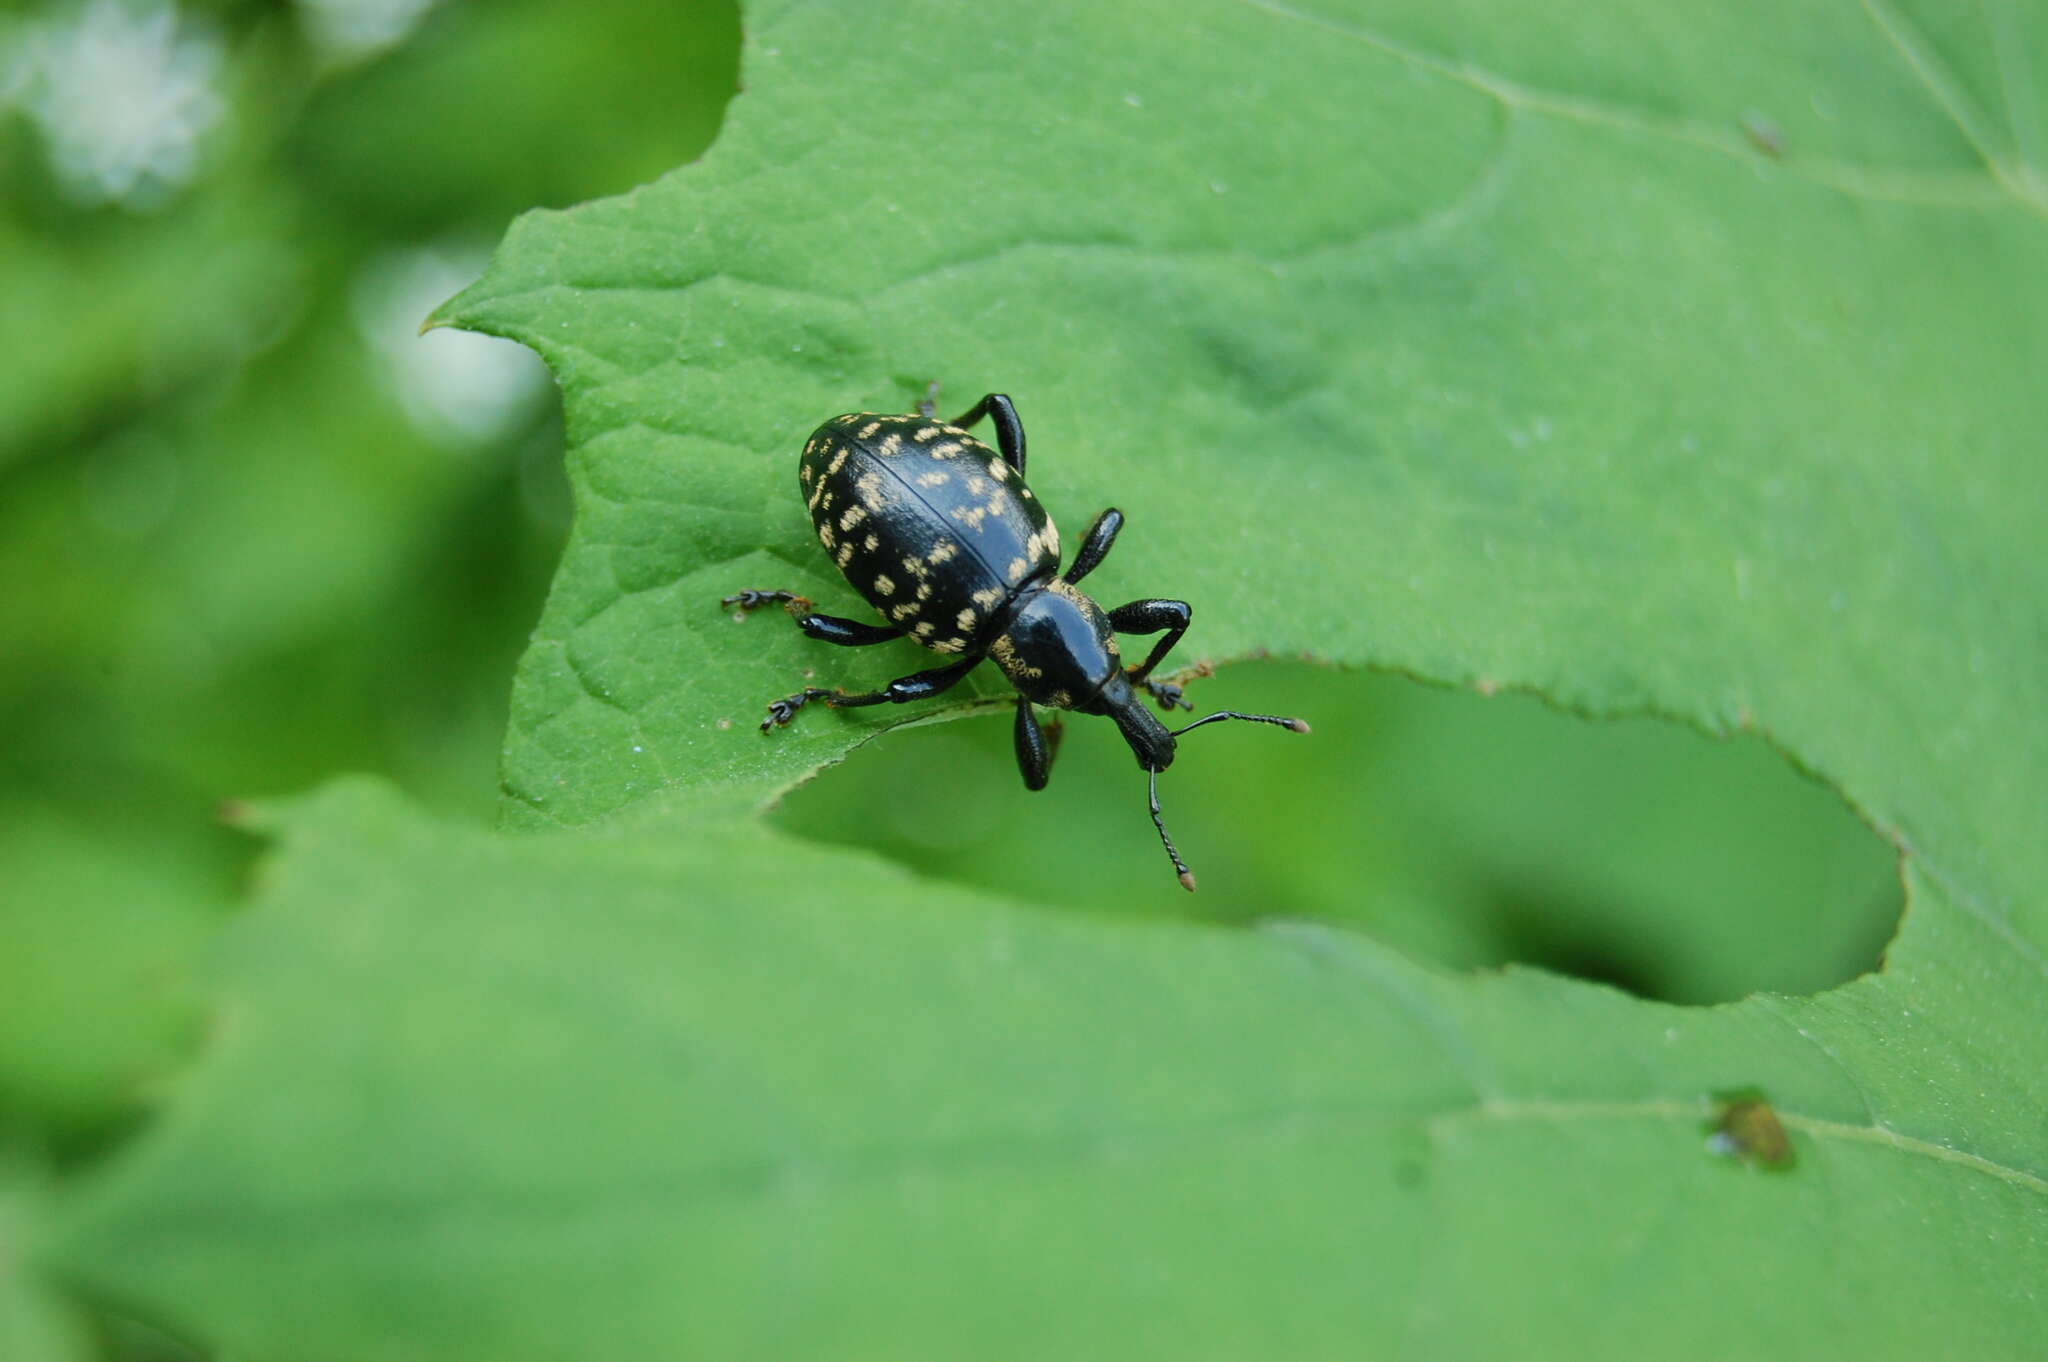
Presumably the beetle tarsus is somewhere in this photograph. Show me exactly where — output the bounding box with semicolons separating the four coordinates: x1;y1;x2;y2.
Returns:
761;687;834;731
1141;677;1194;712
725;589;807;613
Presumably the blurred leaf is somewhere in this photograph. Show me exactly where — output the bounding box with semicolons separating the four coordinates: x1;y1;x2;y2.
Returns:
47;780;2048;1358
288;0;741;231
0;806;227;1139
0;304;553;816
0;1151;94;1362
48;0;2048;1356
0;191;299;472
0;0;743;1177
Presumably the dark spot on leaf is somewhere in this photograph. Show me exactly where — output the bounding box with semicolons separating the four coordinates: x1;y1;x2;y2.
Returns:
1740;112;1785;158
1707;1089;1794;1169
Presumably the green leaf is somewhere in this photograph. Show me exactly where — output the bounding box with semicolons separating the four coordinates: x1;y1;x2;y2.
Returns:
45;781;2048;1358
0;1151;94;1362
0;805;227;1139
442;0;2042;896
48;0;2048;1355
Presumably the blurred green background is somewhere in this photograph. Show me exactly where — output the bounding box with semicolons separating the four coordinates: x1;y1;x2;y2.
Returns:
0;0;739;1155
1;2;1901;1351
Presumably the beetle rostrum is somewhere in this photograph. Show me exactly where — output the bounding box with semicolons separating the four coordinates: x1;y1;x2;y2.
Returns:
723;391;1308;890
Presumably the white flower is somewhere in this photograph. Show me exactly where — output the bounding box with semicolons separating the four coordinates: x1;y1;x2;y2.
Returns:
352;245;551;447
295;0;441;63
8;0;225;209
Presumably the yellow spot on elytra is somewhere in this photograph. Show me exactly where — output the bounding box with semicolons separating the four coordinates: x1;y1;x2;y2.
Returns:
916;582;932;600
956;607;976;630
890;603;920;621
900;555;928;578
863;533;879;551
927;539;958;566
972;586;1003;608
839;505;866;531
800;463;815;483
836;542;855;567
952;504;991;531
966;474;990;496
914;621;936;637
879;432;903;456
827;447;850;476
930;441;963;459
931;637;967;654
914;425;941;442
989;460;1010;481
1005;557;1027;582
818;523;837;549
874;574;896;596
917;470;951;488
857;421;883;439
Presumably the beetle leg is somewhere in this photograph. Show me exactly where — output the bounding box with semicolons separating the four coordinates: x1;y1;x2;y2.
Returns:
1106;598;1195;710
916;379;941;418
760;654;983;732
724;590;905;646
790;614;905;646
723;589;802;611
947;393;1026;478
1012;697;1065;791
1062;508;1124;585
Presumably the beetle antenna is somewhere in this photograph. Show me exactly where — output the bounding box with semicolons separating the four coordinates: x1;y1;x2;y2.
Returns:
1169;710;1311;738
1148;712;1309;890
1148;766;1198;893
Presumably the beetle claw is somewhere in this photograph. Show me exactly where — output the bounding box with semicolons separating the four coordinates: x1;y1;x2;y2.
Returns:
725;589;805;614
1142;679;1193;712
763;686;836;731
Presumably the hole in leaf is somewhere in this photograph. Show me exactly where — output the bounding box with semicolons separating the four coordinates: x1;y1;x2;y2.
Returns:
769;662;1902;1006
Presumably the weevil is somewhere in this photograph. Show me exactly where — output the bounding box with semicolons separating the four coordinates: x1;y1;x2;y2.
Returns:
725;392;1308;890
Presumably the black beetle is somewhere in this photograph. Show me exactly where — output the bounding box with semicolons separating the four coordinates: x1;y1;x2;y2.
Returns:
725;392;1308;890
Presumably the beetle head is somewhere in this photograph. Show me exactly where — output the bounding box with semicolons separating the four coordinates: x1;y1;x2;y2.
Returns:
1100;672;1177;770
